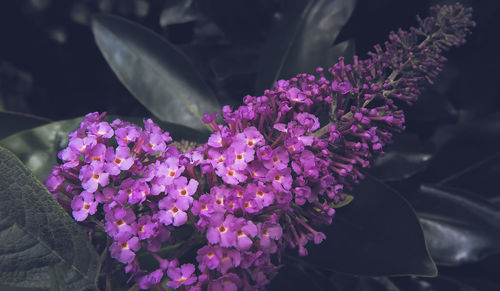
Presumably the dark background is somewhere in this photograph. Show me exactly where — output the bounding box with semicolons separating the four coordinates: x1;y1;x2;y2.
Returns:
1;0;500;290
1;0;498;122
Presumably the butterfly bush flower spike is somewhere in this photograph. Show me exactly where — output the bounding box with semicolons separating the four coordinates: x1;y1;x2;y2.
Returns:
45;4;473;290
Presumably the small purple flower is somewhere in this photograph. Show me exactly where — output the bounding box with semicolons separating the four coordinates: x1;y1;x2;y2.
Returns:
169;176;198;208
294;186;311;205
90;121;114;138
68;137;96;154
157;196;188;227
157;156;184;186
256;145;272;161
240;126;265;148
216;164;247;185
95;187;116;203
79;163;109;193
71;191;98;221
208;131;224;148
246;161;267;181
275;79;289;91
138;269;163;290
286;87;306;103
258;220;283;251
211;273;241;291
263;147;289;170
104;208;136;239
235;220;257;251
129;180;149;205
109;236;140;264
45;167;63;192
202;112;218;124
225;141;255;170
296;112;320;131
218;248;241;274
105;146;134;175
84;143;106;164
114;124;141;146
331;80;351;94
207;214;237;248
57;148;79;167
142;132;166;154
134;215;157;240
247;182;274;207
196;245;220;270
166;264;197;289
266;168;292;191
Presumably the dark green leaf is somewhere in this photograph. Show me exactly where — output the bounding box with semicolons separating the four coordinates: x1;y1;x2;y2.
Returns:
330;274;400;291
255;0;357;94
0;117;83;182
411;185;500;266
307;175;437;276
270;255;401;291
0;146;100;290
437;153;500;199
159;0;198;28
424;112;500;184
91;14;220;131
391;275;499;291
268;255;334;291
331;193;354;208
0;110;50;140
368;133;433;181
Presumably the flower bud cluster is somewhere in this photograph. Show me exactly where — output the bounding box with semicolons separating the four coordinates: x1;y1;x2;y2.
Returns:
45;4;473;290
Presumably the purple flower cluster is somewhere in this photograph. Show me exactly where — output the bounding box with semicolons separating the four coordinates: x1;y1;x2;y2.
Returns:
45;4;474;290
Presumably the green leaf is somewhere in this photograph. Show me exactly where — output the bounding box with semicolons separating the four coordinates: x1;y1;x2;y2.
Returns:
91;14;220;131
307;175;437;277
0;110;50;140
331;193;354;208
424;112;500;185
0;117;83;182
436;152;500;200
255;0;356;94
368;133;434;182
268;255;334;291
391;275;500;291
0;146;100;290
412;185;500;266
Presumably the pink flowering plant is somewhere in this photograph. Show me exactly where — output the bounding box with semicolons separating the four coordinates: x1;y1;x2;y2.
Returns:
3;1;498;291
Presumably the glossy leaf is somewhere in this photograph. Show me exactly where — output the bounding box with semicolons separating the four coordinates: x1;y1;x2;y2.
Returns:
424;112;500;184
0;117;82;182
437;153;500;199
331;193;354;208
159;0;198;28
274;261;401;291
410;185;500;266
255;0;357;94
307;175;437;276
391;275;500;291
92;14;220;131
0;110;50;139
369;133;433;181
268;255;334;291
0;146;100;290
330;274;400;291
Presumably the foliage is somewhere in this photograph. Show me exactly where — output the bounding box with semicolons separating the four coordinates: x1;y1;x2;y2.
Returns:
0;0;498;290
